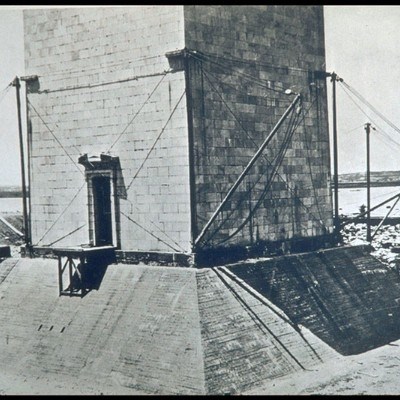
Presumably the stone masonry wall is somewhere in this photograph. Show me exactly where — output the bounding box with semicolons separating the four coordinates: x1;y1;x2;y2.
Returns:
184;6;333;250
24;7;192;253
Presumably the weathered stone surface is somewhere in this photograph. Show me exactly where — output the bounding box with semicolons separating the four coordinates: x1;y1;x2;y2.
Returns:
0;254;338;395
1;245;398;394
228;245;400;356
0;258;205;395
24;7;190;253
185;6;333;248
24;6;333;257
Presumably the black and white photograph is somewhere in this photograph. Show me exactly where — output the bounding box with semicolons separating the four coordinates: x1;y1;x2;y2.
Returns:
0;4;400;395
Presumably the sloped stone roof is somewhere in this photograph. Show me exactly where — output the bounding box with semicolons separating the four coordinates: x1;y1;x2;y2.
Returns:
228;245;400;355
0;245;398;395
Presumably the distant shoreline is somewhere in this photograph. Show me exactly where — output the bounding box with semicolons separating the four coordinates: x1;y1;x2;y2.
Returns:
337;182;400;189
0;192;22;198
0;186;23;198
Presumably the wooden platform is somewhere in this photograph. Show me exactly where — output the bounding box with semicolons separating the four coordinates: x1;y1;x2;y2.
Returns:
53;246;116;297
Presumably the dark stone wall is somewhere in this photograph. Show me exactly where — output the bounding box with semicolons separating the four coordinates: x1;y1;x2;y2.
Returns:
184;6;333;252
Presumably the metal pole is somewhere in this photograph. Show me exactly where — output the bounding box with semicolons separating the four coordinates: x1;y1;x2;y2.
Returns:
331;72;339;239
12;76;30;249
247;180;253;245
183;48;198;253
195;93;302;246
365;122;371;242
21;77;33;255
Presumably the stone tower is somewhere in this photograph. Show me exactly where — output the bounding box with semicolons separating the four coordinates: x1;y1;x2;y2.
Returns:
23;6;333;265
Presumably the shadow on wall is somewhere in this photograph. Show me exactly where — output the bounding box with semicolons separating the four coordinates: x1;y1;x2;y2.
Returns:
115;159;128;200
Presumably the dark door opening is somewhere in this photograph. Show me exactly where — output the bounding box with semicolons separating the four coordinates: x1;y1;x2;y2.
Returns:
92;176;113;246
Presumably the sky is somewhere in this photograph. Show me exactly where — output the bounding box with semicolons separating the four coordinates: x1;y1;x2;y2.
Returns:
1;5;400;186
324;5;400;176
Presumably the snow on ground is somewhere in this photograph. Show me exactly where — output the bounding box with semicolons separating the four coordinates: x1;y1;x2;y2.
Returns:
246;337;400;395
342;222;400;269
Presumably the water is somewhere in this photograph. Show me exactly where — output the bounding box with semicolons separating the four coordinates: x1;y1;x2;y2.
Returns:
338;186;400;218
0;197;22;213
2;189;400;218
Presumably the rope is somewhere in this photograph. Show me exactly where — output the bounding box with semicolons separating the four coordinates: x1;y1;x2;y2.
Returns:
35;182;86;246
196;66;328;245
339;84;400;151
107;73;167;152
201;66;317;202
202;101;300;246
219;103;328;245
0;84;12;106
210;104;304;246
123;197;187;253
189;51;285;95
340;81;400;137
41;53;167;79
302;104;325;225
201;66;297;170
204;66;327;236
121;211;182;253
27;99;84;176
37;70;170;94
189;48;310;78
46;223;86;247
126;89;186;191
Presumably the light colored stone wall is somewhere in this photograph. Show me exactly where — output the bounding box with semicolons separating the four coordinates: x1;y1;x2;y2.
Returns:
24;6;191;252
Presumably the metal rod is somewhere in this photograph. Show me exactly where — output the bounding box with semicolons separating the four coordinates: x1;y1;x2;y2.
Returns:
184;48;198;253
195;93;302;246
68;258;73;294
247;180;253;245
331;72;340;238
12;76;30;248
371;194;400;240
58;256;63;296
365;122;371;242
24;80;32;255
341;191;400;225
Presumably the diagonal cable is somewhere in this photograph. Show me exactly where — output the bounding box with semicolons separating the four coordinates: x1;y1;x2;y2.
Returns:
121;211;182;253
207;99;326;246
211;104;308;246
27;99;84;176
0;84;12;106
340;81;400;136
339;84;400;149
202;100;299;246
189;51;285;95
126;89;186;191
123;197;187;253
26;99;81;155
46;223;87;247
107;72;167;152
200;68;327;240
35;182;86;246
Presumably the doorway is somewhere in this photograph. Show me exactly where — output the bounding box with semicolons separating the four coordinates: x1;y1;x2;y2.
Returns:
92;176;113;246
